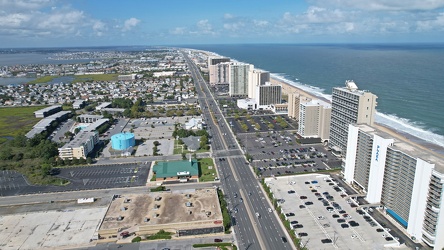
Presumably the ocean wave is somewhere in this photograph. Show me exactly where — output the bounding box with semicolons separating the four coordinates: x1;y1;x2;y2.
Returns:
375;113;444;148
272;73;444;148
271;73;331;101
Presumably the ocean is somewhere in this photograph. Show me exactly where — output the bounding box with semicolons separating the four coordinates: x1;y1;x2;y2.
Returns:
182;44;444;148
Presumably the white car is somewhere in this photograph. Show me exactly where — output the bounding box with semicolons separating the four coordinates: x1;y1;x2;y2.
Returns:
268;208;272;213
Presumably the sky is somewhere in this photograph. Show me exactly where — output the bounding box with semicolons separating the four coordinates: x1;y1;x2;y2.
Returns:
1;0;444;48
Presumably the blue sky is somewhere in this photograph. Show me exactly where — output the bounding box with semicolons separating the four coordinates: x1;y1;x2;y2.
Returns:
1;0;444;47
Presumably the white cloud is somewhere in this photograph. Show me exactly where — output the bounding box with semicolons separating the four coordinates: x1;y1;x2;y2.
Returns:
253;20;269;27
196;19;215;34
170;27;187;35
308;0;444;11
93;21;107;36
416;12;444;31
122;17;140;32
0;0;53;11
224;13;234;19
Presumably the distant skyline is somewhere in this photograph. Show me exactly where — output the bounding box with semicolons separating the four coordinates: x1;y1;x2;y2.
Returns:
1;0;444;48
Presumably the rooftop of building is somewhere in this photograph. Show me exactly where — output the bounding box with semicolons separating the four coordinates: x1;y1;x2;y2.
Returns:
334;80;375;96
301;98;332;108
73;99;85;104
153;159;198;178
34;105;62;113
79;114;103;119
61;130;97;149
83;118;109;132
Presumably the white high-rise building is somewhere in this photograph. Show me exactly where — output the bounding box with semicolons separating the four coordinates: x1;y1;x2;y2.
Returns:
329;80;377;157
298;99;331;142
344;124;444;249
248;69;270;99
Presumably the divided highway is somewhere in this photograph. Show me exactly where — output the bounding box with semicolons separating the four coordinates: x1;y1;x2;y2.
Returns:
183;51;294;250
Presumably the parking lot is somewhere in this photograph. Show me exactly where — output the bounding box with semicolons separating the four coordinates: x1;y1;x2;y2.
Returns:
57;163;150;189
226;115;297;134
237;131;341;177
0;163;150;197
0;170;30;196
265;174;402;250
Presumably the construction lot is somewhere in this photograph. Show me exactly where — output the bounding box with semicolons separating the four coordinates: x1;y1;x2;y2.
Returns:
265;174;404;250
99;188;223;240
0;206;107;250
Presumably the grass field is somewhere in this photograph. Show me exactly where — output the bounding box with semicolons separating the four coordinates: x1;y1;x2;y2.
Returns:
199;158;217;182
0;106;44;143
27;75;58;84
72;74;118;83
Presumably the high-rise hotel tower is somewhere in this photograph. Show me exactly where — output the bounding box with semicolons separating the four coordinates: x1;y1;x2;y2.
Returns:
329;80;377;157
344;124;444;249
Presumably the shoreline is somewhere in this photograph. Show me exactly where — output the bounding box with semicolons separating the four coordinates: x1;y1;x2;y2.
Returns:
270;76;444;157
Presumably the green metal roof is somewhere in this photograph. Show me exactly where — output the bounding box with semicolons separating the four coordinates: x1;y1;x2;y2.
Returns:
153;159;199;178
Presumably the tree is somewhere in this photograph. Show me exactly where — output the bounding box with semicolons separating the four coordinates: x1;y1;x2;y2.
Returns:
41;163;52;176
153;141;160;146
64;131;74;139
181;152;186;160
199;135;208;149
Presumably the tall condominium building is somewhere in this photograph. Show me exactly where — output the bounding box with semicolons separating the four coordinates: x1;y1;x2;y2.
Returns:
329;80;377;156
344;124;444;249
287;91;310;119
298;99;331;141
208;57;230;84
229;63;253;97
208;62;230;85
248;69;270;99
257;83;281;108
58;131;99;159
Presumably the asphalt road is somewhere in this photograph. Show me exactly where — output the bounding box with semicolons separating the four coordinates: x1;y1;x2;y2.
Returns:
183;51;294;250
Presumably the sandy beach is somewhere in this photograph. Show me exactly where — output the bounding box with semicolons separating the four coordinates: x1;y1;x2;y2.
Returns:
270;76;444;157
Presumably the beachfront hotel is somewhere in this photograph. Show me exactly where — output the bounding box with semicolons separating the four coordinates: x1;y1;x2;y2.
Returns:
287;91;311;119
344;124;444;249
248;69;270;99
329;80;377;157
297;98;331;142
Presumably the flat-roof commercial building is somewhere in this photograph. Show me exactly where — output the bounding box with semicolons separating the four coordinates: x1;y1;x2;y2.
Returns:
298;99;331;142
58;130;99;159
329;80;377;157
26;111;71;138
153;159;199;183
98;189;223;239
344;124;444;249
34;105;62;118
